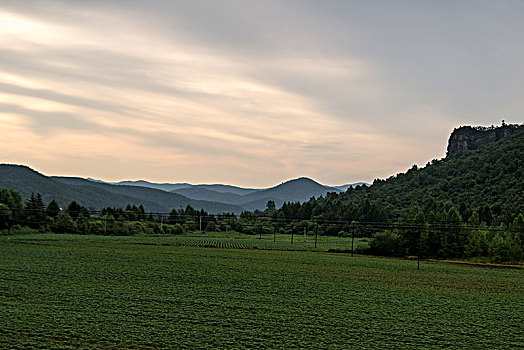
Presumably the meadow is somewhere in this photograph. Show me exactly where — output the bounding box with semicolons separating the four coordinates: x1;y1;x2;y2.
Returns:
1;234;523;349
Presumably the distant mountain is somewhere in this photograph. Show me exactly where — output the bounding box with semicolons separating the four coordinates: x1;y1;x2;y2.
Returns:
171;187;245;204
190;184;258;195
0;164;368;213
115;180;191;192
115;180;258;195
111;177;368;207
246;177;340;203
0;165;243;214
112;177;353;211
334;182;369;192
171;177;342;211
86;178;109;184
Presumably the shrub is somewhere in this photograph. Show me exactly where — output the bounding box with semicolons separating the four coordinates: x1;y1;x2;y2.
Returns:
368;230;401;257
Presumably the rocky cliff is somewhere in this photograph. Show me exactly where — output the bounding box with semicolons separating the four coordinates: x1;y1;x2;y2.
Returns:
446;123;522;156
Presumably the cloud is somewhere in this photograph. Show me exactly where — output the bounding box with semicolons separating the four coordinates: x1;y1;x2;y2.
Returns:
0;1;523;186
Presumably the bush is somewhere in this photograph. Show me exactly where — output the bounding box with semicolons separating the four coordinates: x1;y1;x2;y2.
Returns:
206;222;217;232
183;220;197;232
2;225;40;235
172;223;184;235
51;212;77;234
368;230;401;257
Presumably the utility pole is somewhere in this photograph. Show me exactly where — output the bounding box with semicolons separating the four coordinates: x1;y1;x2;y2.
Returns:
304;226;307;242
273;229;276;243
314;225;318;249
351;225;355;257
199;216;202;232
350;221;357;257
291;230;294;244
417;226;421;270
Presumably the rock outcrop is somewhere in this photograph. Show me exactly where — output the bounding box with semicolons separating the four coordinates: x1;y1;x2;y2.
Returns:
446;123;522;156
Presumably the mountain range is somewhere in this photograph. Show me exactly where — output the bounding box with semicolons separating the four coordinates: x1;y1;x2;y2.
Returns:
0;165;365;213
102;177;361;211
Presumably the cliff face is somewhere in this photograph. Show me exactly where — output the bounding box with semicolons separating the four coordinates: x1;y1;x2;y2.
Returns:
446;124;522;156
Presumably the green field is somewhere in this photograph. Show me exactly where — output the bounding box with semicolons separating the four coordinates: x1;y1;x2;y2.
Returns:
1;234;523;349
150;231;369;251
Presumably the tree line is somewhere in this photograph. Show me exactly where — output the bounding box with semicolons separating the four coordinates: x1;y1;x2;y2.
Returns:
1;187;523;263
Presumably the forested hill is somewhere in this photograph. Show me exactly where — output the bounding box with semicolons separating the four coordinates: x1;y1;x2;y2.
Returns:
0;165;243;214
285;126;523;225
338;126;523;223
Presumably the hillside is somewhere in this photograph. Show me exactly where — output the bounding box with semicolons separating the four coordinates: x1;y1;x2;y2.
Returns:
336;126;524;222
0;165;243;214
171;187;245;204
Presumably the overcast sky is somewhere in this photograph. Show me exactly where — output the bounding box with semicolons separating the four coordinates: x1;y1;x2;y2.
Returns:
1;1;523;187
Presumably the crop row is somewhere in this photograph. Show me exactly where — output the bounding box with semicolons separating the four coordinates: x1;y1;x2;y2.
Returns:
1;234;522;349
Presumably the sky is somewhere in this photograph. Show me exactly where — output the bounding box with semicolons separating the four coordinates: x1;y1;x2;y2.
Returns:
1;0;523;187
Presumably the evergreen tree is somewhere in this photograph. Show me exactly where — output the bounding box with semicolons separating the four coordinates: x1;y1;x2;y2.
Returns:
25;192;46;228
443;207;463;258
66;201;89;220
46;200;61;218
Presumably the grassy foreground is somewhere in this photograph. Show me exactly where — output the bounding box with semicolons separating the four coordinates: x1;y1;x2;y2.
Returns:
1;234;523;349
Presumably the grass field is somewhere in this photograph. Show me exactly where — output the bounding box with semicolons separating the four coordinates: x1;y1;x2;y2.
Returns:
149;230;369;251
1;234;523;349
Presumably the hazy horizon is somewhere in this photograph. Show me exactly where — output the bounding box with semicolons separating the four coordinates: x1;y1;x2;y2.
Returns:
1;1;523;187
3;162;365;189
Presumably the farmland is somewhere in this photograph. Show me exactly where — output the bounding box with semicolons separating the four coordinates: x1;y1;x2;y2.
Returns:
1;234;523;349
136;231;370;251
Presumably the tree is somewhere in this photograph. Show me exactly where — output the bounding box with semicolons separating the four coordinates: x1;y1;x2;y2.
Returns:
206;221;217;232
399;206;425;256
0;188;24;223
183;219;197;232
66;201;88;220
25;192;46;228
513;213;524;247
167;209;184;225
468;210;480;227
465;229;488;257
51;212;76;233
443;207;463;258
0;203;12;229
490;233;510;263
46;200;61;218
479;205;493;226
172;223;184;234
76;214;91;234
